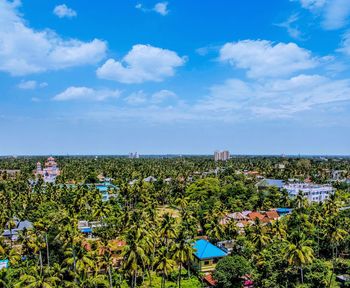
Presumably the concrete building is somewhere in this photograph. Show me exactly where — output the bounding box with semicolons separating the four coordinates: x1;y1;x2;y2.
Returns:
214;150;230;161
128;152;139;159
283;183;335;203
191;239;227;273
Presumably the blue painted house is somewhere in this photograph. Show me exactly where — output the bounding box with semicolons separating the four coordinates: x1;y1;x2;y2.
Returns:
191;239;227;273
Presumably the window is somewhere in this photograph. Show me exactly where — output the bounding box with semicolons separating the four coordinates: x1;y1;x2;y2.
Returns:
204;261;210;265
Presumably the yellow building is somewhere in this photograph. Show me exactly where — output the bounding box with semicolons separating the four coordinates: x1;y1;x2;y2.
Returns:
191;239;227;273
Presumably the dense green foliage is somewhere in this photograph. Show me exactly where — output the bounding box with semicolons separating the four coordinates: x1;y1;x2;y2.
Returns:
0;156;349;287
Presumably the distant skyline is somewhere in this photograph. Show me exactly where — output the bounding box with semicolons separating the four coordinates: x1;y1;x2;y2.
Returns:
0;0;350;155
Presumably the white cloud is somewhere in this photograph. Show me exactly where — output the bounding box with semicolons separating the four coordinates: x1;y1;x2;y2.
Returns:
275;14;302;39
219;40;317;79
195;74;350;118
53;87;120;101
322;0;350;30
153;2;169;16
297;0;326;10
18;80;48;90
124;89;177;105
124;90;147;105
337;31;350;56
0;0;107;76
18;80;37;90
151;89;177;103
53;4;77;18
295;0;350;30
97;44;185;83
135;2;169;16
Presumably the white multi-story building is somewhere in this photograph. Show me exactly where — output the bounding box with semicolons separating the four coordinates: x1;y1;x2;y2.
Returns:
283;183;334;203
214;150;230;161
128;152;139;159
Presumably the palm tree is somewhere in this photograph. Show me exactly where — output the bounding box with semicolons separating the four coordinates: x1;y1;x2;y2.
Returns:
172;228;194;287
247;218;270;251
122;227;149;288
159;213;176;251
64;240;95;282
284;237;314;284
14;267;60;288
155;246;176;288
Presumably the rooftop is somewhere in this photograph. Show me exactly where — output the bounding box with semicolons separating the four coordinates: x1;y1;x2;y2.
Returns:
193;239;227;260
258;179;284;189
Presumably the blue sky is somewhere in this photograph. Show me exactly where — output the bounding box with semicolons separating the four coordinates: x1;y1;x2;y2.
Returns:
1;0;350;155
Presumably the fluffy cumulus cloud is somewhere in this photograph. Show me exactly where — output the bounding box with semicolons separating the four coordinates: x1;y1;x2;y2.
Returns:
295;0;350;30
18;80;47;90
53;4;77;18
219;40;317;79
53;87;120;101
0;0;106;76
97;44;185;83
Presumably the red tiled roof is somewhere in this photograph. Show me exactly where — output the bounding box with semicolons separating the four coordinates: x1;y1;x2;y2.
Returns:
204;274;217;286
248;212;265;221
266;211;279;220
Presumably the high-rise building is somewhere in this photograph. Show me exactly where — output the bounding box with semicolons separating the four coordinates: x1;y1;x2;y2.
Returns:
128;152;140;159
214;150;230;161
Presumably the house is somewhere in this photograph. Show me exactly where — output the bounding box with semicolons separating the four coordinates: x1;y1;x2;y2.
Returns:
144;176;157;182
248;212;265;221
336;274;350;287
95;181;118;201
283;183;335;203
265;210;279;221
257;178;284;189
3;220;33;241
276;208;292;216
219;212;249;225
191;239;227;273
0;260;9;270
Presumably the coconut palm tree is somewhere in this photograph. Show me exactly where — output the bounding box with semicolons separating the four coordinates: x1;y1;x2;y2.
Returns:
172;228;194;287
14;267;60;288
155;246;176;288
284;237;314;284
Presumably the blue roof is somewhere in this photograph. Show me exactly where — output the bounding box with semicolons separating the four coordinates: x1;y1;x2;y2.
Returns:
193;239;227;260
276;208;292;214
79;227;92;233
260;179;284;189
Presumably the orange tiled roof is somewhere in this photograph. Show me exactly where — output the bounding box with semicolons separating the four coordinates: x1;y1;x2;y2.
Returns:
248;212;265;221
266;210;279;220
204;274;217;286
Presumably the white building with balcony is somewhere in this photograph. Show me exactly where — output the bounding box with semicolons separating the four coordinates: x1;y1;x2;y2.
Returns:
283;183;334;203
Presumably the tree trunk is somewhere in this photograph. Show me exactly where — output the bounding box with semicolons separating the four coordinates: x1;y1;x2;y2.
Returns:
300;266;304;284
178;263;182;288
39;250;43;275
73;246;77;283
108;265;113;288
46;233;50;267
162;274;166;288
